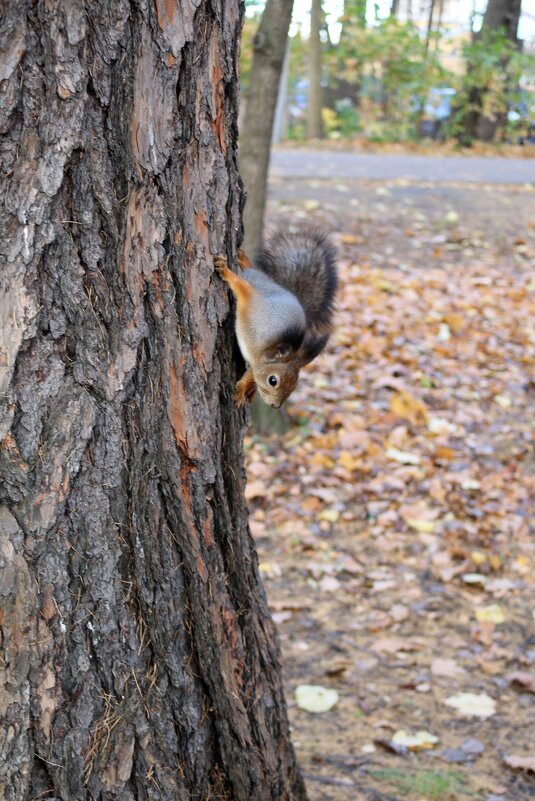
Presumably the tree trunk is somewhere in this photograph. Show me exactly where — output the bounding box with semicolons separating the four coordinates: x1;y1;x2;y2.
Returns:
0;2;308;800
239;0;295;257
424;0;437;53
459;0;522;143
307;0;324;139
482;0;522;40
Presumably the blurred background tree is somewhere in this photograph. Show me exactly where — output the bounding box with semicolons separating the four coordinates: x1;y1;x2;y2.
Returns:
240;0;534;150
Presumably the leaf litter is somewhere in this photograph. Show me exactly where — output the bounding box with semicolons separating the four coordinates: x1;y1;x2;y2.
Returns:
245;179;535;800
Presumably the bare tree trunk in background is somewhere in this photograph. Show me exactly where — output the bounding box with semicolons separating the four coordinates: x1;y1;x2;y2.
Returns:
390;0;400;17
424;0;437;52
483;0;522;39
459;0;522;142
307;0;324;139
239;0;295;256
0;2;308;800
273;44;291;145
434;0;445;48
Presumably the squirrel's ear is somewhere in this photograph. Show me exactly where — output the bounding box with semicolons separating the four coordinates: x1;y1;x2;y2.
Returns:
265;323;306;361
298;334;330;366
276;343;294;359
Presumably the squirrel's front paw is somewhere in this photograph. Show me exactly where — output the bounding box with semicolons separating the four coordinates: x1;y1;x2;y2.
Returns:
214;254;229;279
235;374;256;407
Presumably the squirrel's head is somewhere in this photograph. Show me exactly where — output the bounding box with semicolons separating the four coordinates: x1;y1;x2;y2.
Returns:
253;331;332;408
254;361;301;408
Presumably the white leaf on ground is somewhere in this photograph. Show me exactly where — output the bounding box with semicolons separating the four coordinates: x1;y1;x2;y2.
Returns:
295;685;339;713
386;448;421;465
391;730;439;750
445;692;496;718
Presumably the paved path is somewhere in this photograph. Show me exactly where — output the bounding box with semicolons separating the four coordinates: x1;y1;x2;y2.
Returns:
270;148;535;185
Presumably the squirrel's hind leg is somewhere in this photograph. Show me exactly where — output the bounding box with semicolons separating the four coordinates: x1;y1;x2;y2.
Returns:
237;249;252;270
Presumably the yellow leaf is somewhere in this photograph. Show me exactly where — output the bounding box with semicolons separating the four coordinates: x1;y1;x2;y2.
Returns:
338;450;362;471
471;550;487;566
407;518;436;534
390;391;428;426
310;453;335;469
340;233;363;245
475;605;506;625
319;509;340;523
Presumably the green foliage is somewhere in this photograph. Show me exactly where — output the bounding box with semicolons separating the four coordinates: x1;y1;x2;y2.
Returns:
239;5;535;144
446;28;535;142
370;767;465;799
324;18;450;139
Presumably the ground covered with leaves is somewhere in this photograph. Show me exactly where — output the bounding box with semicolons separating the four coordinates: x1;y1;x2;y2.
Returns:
245;173;535;801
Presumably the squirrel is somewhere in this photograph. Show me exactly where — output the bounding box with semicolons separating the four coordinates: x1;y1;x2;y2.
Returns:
215;228;337;408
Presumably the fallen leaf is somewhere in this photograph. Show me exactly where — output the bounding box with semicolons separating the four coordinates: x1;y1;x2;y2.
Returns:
372;636;420;654
438;322;451;341
272;611;292;624
386;448;421;465
295;685;339;713
374;738;408;756
318;509;340;523
504;755;535;773
445;692;496;718
390;603;409;622
507;672;535;693
390;391;428;426
431;658;465;677
391;730;439;750
407;518;436;534
318;575;342;592
494;394;512;408
339;233;363;245
428;417;457;434
462;573;487;587
245;480;267;500
444;210;459;226
475;605;506;624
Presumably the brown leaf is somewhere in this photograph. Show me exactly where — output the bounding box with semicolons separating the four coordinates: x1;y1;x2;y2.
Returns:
371;636;421;654
504;755;535;773
507;672;535;693
431;658;465;677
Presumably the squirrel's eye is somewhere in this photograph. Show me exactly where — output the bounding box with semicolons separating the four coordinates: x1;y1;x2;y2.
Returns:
268;375;278;387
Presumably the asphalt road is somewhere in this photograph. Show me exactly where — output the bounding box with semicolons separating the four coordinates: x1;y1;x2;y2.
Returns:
270;148;535;185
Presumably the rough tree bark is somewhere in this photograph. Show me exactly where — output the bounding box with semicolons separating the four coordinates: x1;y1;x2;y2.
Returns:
239;0;294;256
0;2;308;800
307;0;324;139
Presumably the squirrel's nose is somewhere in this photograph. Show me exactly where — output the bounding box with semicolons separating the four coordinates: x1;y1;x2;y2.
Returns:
271;402;281;409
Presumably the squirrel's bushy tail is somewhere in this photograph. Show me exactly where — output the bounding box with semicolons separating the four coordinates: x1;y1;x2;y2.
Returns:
255;228;338;336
